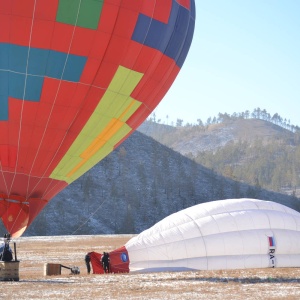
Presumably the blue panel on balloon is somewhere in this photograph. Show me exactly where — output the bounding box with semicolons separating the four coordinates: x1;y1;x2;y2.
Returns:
9;45;28;73
28;48;49;76
0;71;9;95
0;42;87;120
0;44;9;69
0;70;9;120
132;0;195;68
46;51;68;79
63;55;87;82
177;17;195;68
25;76;45;101
132;15;165;55
46;50;87;81
166;7;189;60
9;72;25;99
0;95;8;120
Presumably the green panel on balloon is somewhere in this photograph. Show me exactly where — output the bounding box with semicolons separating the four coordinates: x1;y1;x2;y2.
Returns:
56;0;103;29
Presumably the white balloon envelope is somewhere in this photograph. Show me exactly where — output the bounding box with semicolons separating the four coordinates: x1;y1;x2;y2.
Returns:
107;198;300;273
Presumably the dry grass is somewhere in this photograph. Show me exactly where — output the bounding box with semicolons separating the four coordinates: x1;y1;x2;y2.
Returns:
1;235;300;299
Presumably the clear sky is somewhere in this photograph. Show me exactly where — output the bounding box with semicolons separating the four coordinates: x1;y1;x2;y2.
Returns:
154;0;300;126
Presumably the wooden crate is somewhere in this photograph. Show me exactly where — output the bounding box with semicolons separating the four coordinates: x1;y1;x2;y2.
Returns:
0;261;20;281
44;263;61;276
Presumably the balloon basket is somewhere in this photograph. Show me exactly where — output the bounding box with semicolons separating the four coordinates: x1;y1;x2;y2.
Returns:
44;263;80;276
44;263;61;276
0;261;20;281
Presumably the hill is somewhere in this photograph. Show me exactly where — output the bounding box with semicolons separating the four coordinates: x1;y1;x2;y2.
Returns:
138;118;300;196
138;118;296;155
0;130;298;236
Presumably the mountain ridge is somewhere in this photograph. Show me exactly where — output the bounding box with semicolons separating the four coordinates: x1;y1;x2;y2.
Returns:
1;128;298;236
138;118;300;197
138;118;296;155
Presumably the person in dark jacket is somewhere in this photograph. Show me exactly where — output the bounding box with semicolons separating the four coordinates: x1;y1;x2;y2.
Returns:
0;244;13;261
85;252;91;274
0;233;13;262
101;252;110;273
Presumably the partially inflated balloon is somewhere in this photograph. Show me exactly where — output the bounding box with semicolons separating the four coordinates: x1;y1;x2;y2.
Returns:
0;0;196;237
104;199;300;273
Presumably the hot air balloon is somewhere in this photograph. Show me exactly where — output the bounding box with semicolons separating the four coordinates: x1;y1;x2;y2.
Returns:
89;199;300;273
0;0;196;237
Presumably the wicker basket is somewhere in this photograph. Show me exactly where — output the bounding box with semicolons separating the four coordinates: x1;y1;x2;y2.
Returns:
0;261;20;281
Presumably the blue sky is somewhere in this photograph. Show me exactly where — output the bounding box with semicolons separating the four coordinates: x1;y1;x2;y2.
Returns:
154;0;300;126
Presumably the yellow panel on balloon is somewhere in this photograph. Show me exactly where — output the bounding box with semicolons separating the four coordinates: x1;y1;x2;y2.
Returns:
50;65;143;183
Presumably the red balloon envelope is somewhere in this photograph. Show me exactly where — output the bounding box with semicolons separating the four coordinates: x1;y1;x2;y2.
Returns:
0;0;196;237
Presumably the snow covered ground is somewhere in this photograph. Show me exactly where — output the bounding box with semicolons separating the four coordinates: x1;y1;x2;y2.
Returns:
1;235;300;299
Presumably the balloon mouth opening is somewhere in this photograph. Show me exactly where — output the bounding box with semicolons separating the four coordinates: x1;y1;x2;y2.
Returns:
0;193;49;237
0;198;29;205
0;194;30;204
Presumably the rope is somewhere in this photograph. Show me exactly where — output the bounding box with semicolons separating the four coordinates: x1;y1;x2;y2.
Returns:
71;197;108;235
27;0;84;198
5;0;38;233
9;0;37;197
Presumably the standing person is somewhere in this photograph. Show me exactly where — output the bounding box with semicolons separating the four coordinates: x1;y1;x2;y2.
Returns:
101;252;110;273
85;252;91;274
1;233;13;262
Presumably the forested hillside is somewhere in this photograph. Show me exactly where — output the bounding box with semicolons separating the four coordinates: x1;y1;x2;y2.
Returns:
1;130;298;236
194;139;300;196
139;109;300;197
